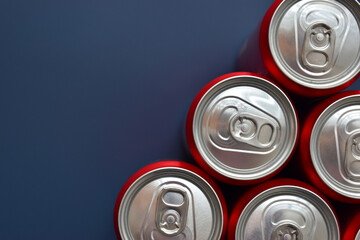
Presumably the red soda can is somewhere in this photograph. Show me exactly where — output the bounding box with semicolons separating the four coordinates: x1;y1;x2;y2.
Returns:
299;91;360;203
237;0;360;97
186;72;298;185
343;210;360;240
113;161;228;240
228;179;340;240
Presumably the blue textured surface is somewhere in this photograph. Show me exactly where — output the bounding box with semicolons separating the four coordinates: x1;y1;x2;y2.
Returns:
1;0;359;239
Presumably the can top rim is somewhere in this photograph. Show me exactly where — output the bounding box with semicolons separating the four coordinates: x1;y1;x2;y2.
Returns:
192;75;298;181
116;165;225;240
310;94;360;199
269;0;360;89
235;185;339;240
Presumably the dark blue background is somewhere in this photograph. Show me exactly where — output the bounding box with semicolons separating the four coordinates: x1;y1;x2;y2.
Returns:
1;1;359;239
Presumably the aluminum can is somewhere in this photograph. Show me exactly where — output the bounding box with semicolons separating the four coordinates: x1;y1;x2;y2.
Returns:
186;72;298;185
237;0;360;97
299;91;360;203
227;179;340;240
342;210;360;240
113;161;228;240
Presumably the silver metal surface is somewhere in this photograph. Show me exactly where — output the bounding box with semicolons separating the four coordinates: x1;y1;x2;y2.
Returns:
269;0;360;89
235;186;339;240
192;75;297;180
356;229;360;240
310;94;360;199
117;167;224;239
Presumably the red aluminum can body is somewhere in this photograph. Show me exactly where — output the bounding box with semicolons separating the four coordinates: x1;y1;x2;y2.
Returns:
228;179;340;240
342;210;360;240
113;160;228;240
299;91;360;203
186;72;299;185
237;0;360;97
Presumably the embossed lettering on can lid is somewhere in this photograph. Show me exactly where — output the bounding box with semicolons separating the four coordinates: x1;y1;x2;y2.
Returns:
235;185;339;240
310;94;360;199
269;0;360;89
192;75;297;181
115;163;225;239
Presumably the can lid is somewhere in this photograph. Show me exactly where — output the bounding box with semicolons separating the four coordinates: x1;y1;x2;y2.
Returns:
269;0;360;89
310;94;360;199
116;166;224;239
235;185;339;240
192;75;297;181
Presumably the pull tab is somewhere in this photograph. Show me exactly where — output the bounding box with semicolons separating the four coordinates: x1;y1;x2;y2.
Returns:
345;132;360;181
272;224;302;240
262;200;315;240
155;186;189;236
301;23;336;73
229;112;278;149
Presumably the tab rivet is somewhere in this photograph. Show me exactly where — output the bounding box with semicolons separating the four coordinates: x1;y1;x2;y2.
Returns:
272;224;302;240
316;33;325;42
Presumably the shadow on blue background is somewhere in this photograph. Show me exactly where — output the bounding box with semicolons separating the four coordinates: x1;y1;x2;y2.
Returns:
1;1;359;239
